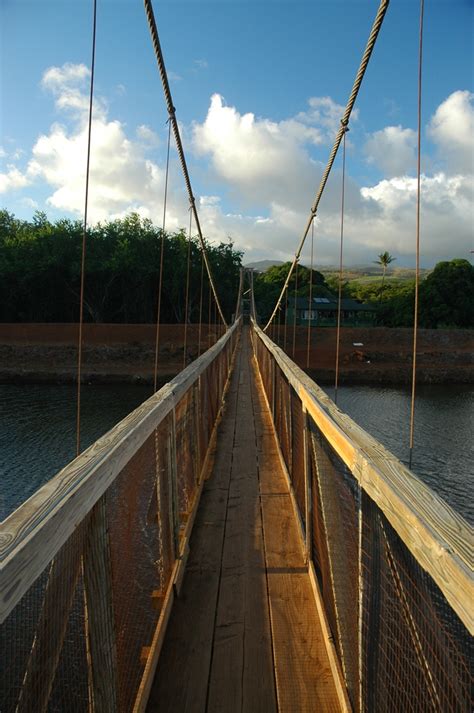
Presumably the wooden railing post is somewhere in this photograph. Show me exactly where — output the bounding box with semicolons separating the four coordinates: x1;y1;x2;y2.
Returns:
303;406;312;565
83;495;118;713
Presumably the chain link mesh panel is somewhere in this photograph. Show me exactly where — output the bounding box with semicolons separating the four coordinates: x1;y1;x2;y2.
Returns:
1;326;239;713
252;325;473;713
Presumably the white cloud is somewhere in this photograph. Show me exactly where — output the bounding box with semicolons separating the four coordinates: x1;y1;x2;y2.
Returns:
20;197;39;210
428;90;474;173
193;59;208;70
0;165;31;192
136;125;160;146
0;62;188;224
364;125;417;177
1;72;472;268
296;96;358;140
192;93;322;211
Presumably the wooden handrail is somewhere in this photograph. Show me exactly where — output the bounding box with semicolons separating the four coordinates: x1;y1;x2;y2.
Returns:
0;318;241;623
252;321;473;634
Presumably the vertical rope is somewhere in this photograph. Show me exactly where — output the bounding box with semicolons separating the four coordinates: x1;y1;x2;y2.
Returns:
153;119;172;393
334;126;348;406
283;287;289;352
409;0;424;469
183;208;193;369
276;305;281;346
197;252;204;357
208;281;212;350
292;263;299;358
306;218;315;369
76;0;97;457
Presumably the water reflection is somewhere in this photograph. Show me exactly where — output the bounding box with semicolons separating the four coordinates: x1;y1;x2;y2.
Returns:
1;382;472;525
323;383;474;525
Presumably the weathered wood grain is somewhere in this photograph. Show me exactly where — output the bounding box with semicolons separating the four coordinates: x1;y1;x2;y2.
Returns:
0;319;241;623
207;333;276;713
147;336;242;712
250;338;342;712
253;322;473;634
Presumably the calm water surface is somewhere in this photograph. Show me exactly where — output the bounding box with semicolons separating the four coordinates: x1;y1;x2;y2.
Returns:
1;382;472;524
324;383;473;524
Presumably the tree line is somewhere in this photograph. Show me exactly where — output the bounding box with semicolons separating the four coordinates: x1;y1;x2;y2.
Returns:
0;210;242;324
253;258;474;329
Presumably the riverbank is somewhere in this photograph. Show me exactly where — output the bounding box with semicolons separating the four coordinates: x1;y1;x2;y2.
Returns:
0;323;472;385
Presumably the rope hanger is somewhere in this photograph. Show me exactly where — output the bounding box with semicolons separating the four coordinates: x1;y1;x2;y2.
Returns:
144;0;227;330
263;0;390;333
76;0;97;456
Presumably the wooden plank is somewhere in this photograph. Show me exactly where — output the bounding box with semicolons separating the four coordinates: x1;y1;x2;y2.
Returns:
249;335;342;713
207;334;276;712
260;492;341;712
0;319;241;623
135;324;242;713
83;495;118;713
253;322;473;634
307;562;352;713
146;338;242;712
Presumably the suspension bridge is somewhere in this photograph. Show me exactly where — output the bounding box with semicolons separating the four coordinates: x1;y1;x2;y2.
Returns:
0;0;472;711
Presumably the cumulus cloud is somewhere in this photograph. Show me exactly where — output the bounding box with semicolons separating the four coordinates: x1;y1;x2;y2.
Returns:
190;90;473;265
364;125;417;177
296;96;358;140
0;62;188;224
428;90;474;173
1;72;472;267
0;165;31;192
193;93;322;210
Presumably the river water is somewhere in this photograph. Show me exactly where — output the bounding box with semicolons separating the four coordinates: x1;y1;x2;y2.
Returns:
1;382;472;524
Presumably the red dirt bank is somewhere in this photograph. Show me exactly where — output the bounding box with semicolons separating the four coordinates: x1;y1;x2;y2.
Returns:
0;324;472;385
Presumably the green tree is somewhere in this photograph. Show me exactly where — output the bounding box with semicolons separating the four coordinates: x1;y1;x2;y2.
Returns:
419;259;474;328
374;251;396;299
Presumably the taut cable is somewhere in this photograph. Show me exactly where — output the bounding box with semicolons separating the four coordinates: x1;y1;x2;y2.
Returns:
263;0;390;332
409;0;424;469
76;0;97;457
306;219;315;369
153;118;172;393
334;126;349;406
144;0;227;329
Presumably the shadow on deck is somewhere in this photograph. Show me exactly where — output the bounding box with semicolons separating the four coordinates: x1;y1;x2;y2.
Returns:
147;328;341;712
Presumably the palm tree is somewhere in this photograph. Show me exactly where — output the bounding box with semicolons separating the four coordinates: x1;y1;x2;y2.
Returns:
374;251;396;299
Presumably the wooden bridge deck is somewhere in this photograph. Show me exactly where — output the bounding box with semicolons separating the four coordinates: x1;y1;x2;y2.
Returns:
147;328;341;712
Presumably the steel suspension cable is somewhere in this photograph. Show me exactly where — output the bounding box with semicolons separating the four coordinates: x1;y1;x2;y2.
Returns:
76;0;97;456
153;118;172;393
183;208;193;369
263;0;390;333
144;0;227;329
208;281;212;350
409;0;424;469
334;126;349;406
197;252;204;357
306;218;315;369
292;264;299;358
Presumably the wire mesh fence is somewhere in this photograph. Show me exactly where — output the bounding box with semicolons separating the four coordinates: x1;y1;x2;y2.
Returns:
252;321;473;713
0;320;240;712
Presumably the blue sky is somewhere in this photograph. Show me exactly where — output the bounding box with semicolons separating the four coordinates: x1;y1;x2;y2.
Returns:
1;0;473;266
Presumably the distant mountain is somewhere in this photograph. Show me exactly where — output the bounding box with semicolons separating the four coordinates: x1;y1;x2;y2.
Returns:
243;259;284;272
